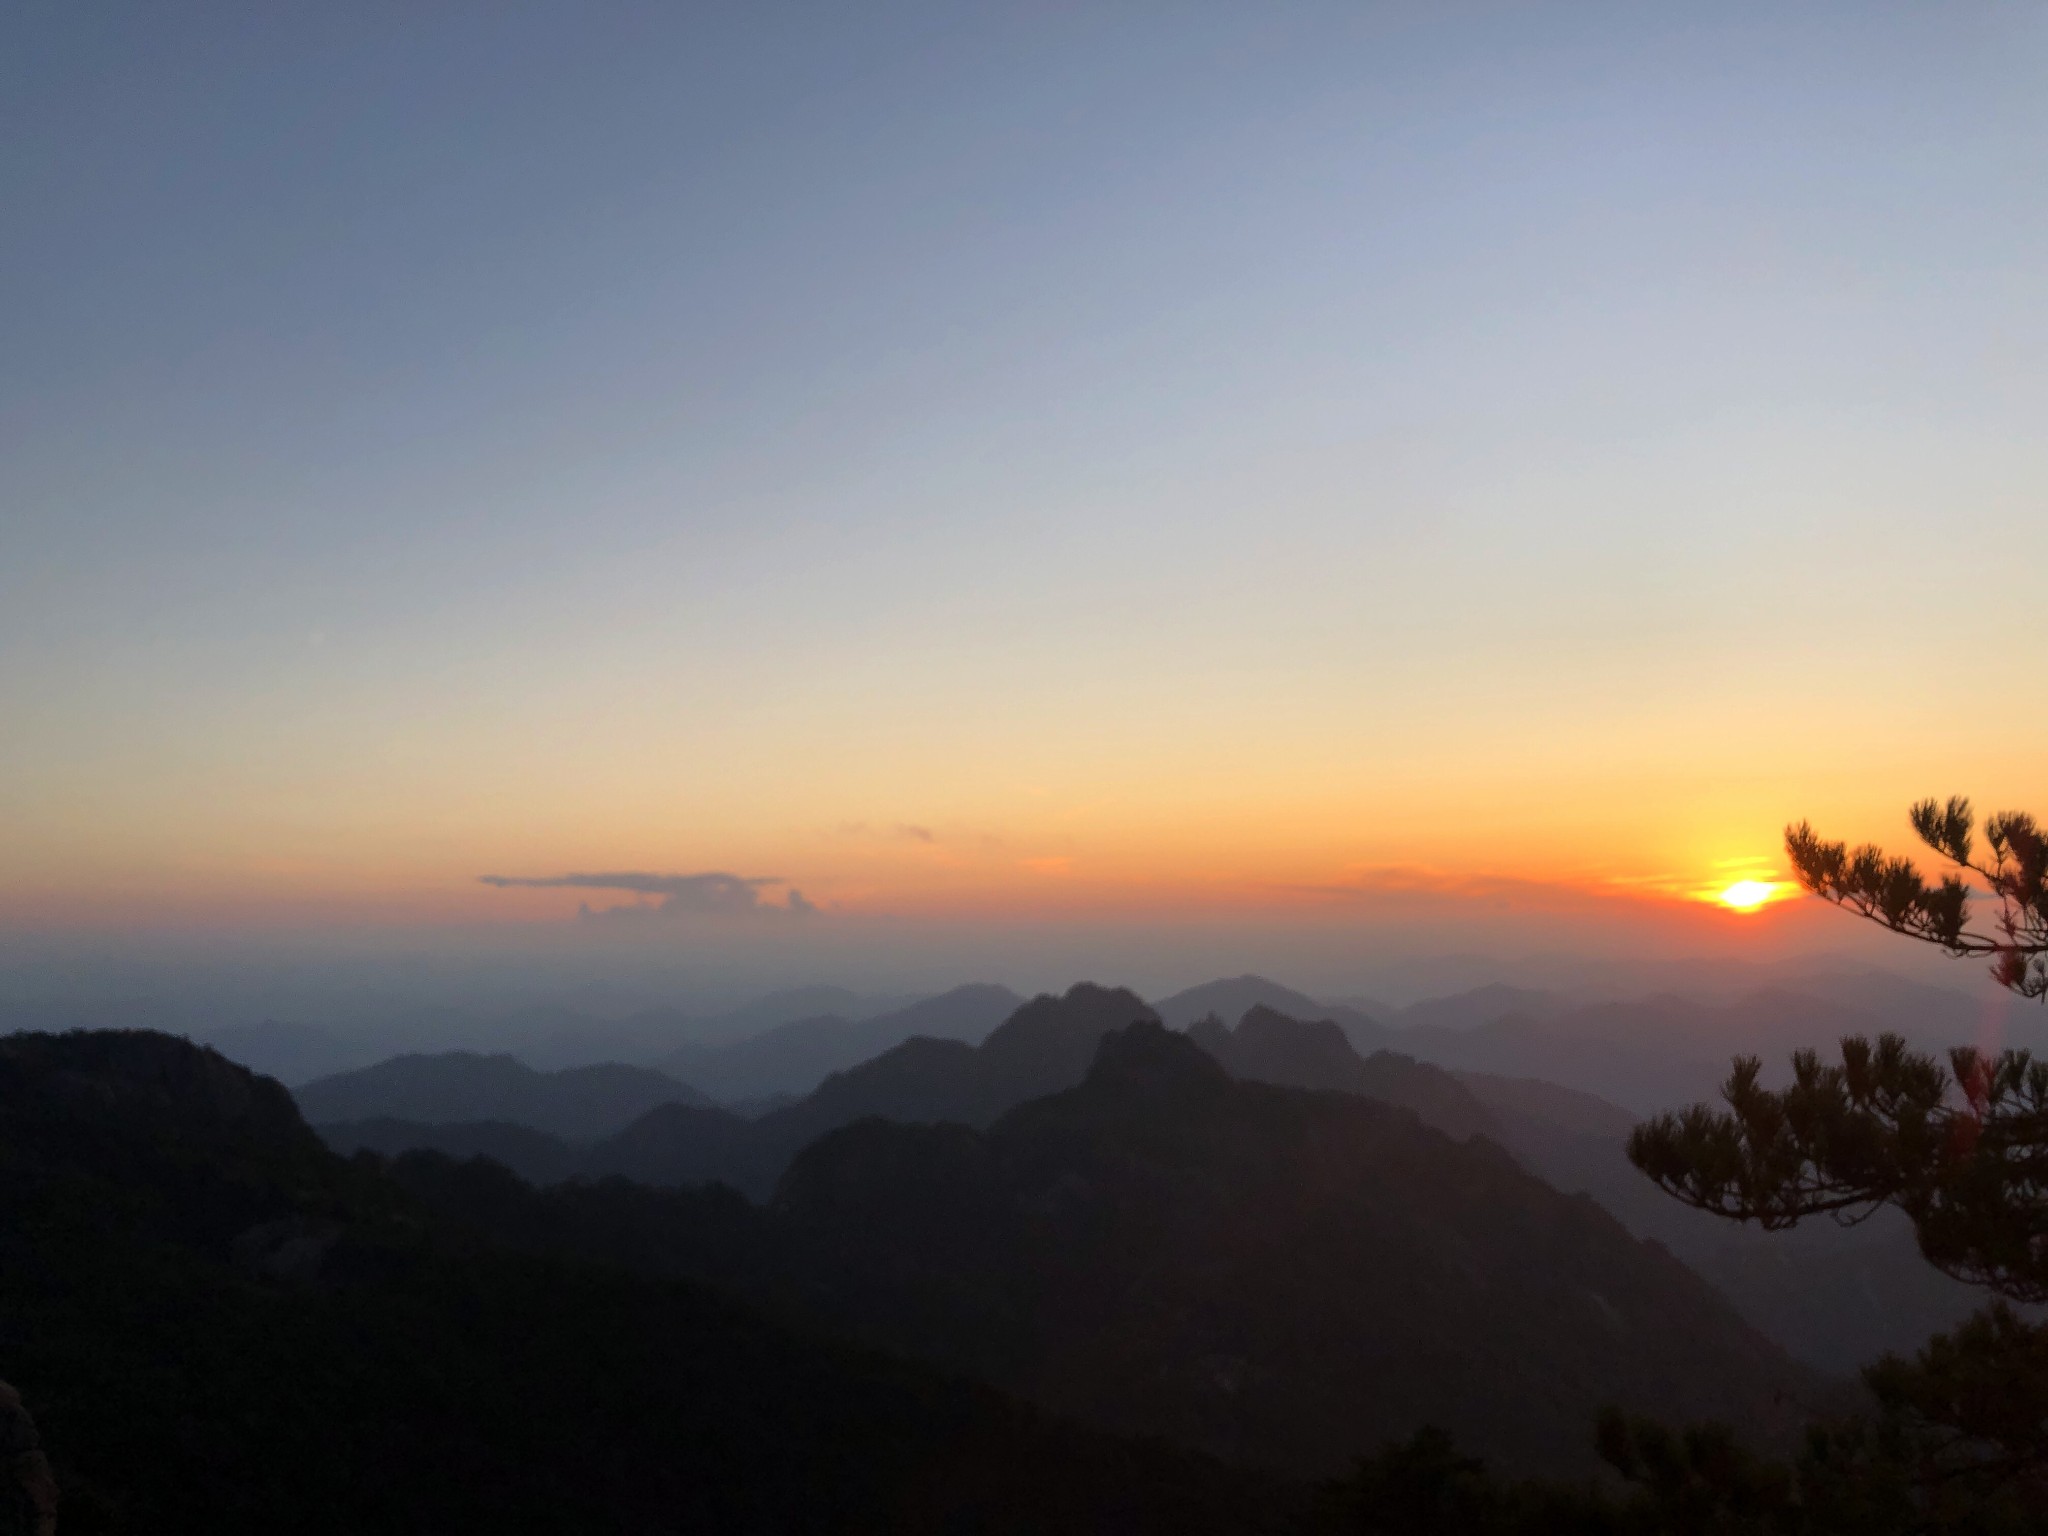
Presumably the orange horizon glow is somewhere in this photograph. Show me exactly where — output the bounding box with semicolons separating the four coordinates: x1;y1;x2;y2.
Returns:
2;734;2028;941
0;851;1821;932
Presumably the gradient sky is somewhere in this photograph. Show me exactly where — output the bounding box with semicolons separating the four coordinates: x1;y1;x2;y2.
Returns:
5;4;2044;949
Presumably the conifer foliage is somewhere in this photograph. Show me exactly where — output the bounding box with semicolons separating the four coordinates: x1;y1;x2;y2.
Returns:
1786;796;2048;999
1328;799;2048;1533
1621;797;2048;1510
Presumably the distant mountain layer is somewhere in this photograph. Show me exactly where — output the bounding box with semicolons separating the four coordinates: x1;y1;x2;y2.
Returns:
1191;1006;1497;1141
394;1023;1815;1479
1385;985;2046;1116
311;989;1504;1192
295;1052;708;1140
1146;1002;2014;1375
315;982;1158;1199
439;986;920;1073
1391;984;1568;1033
1150;977;1578;1054
659;983;1026;1100
1451;1069;1639;1140
1458;1064;2020;1375
1151;975;1385;1042
0;1028;1298;1533
206;983;1025;1096
626;982;1159;1193
167;965;2041;1104
1145;973;2045;1122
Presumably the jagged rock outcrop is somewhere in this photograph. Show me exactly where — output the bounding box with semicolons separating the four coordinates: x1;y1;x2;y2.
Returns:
0;1383;57;1536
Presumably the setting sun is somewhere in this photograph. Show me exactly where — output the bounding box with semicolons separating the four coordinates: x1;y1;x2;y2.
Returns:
1716;879;1782;912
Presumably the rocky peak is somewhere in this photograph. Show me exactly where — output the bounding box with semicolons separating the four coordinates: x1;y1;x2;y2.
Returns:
1084;1020;1231;1097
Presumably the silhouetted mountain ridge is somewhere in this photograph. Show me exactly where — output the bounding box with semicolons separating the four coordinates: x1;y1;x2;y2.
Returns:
402;1021;1813;1479
317;982;2016;1379
555;983;1159;1196
0;1028;1300;1533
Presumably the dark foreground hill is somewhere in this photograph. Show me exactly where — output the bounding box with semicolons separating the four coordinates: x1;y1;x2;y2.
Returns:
390;1023;1818;1480
0;1029;1300;1534
318;1113;585;1183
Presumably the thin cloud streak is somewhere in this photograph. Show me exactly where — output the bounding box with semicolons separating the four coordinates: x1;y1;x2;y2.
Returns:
478;871;813;917
1276;867;1734;910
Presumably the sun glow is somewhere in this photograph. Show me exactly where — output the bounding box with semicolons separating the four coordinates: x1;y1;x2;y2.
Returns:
1715;879;1782;912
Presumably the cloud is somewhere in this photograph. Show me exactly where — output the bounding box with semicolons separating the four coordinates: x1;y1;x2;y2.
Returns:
1272;865;1725;915
478;870;814;917
837;822;941;845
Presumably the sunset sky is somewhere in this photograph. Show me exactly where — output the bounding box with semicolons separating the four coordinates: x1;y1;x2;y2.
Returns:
5;4;2044;964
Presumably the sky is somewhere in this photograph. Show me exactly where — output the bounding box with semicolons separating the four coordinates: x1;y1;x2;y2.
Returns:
3;3;2044;985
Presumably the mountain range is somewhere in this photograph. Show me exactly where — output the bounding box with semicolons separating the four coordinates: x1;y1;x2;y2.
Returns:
138;963;2040;1117
1151;976;1386;1037
585;981;1162;1196
1157;972;2043;1117
655;983;1025;1100
314;983;1194;1197
390;1021;1816;1478
0;1027;1297;1533
306;981;2017;1374
16;992;2015;1529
